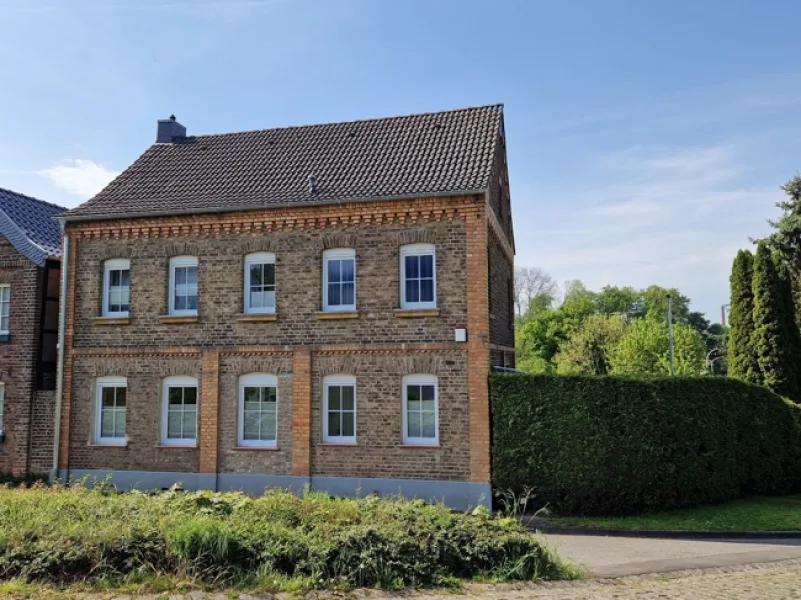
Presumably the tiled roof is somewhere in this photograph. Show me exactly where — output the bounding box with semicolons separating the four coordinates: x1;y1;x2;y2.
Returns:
0;187;64;264
64;104;503;220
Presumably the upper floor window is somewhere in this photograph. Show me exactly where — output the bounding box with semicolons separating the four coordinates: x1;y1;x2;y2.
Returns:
323;374;356;443
244;253;276;314
162;376;198;446
402;374;439;445
322;249;356;312
0;383;5;435
95;376;127;445
400;244;436;309
169;256;198;316
103;259;130;317
238;373;278;447
0;285;9;336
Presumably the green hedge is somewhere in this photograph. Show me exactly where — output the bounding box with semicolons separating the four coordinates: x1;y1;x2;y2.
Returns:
0;486;572;588
491;374;801;516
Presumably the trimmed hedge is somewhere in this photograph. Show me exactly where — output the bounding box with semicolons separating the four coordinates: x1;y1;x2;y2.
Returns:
491;374;801;516
0;486;572;588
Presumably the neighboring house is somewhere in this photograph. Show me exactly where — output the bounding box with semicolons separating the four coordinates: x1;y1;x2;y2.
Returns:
55;105;515;509
0;188;63;476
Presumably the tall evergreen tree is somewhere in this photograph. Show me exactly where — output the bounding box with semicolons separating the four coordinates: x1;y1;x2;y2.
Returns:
774;252;801;393
751;243;799;399
728;250;761;383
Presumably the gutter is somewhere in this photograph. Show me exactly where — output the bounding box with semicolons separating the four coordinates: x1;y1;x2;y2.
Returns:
57;189;487;223
51;222;69;482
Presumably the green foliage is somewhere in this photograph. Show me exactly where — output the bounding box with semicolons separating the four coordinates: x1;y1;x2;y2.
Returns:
775;254;801;394
594;285;640;315
0;486;571;588
490;373;801;516
728;250;760;383
609;319;706;376
752;242;799;399
763;174;801;273
554;314;627;375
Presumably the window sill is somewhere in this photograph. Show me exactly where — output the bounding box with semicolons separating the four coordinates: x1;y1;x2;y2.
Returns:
93;316;131;326
155;444;197;449
236;313;278;322
87;442;128;448
232;446;280;451
394;308;441;318
400;444;441;449
159;315;199;324
320;441;358;447
315;311;359;320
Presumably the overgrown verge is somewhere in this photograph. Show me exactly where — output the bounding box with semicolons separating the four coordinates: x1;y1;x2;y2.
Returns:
491;373;801;516
0;484;573;591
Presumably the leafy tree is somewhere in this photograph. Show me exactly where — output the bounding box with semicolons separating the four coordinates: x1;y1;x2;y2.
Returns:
727;249;759;382
595;285;640;316
610;318;706;377
751;242;798;399
554;314;628;375
638;286;691;323
515;309;568;373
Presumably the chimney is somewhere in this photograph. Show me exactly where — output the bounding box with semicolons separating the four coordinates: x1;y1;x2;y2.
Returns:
156;114;187;143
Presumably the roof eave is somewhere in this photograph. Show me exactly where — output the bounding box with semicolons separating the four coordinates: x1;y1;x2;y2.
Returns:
59;189;488;224
0;206;50;266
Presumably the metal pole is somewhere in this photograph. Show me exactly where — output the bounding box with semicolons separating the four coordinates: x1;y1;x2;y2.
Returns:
667;294;675;376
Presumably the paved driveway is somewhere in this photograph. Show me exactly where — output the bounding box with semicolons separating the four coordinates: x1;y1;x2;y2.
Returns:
542;533;801;577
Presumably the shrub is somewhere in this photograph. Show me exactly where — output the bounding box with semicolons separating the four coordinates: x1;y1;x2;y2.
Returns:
0;486;571;589
491;373;801;516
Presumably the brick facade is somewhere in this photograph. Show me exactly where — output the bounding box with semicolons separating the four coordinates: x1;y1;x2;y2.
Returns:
59;174;514;506
0;238;55;475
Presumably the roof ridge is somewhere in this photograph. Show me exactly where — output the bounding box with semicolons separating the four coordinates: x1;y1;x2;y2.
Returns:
190;103;504;140
0;186;67;212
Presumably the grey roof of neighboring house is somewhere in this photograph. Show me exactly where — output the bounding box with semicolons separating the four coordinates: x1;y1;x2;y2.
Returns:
0;187;65;265
63;104;504;220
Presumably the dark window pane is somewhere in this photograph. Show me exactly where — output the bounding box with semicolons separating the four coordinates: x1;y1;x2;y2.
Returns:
406;280;418;303
116;387;127;407
186;266;198;285
264;264;275;286
328;283;340;306
175;295;186;310
328;412;341;437
168;387;183;405
328;260;340;283
328;386;340;410
341;283;354;306
420;279;434;302
175;267;186;285
102;386;116;407
265;387;277;404
342;412;355;437
342;386;354;410
407;385;420;402
422;385;435;402
250;264;263;286
405;255;419;279
341;259;354;282
110;270;121;286
184;387;197;405
120;270;130;287
420;255;433;278
187;295;198;310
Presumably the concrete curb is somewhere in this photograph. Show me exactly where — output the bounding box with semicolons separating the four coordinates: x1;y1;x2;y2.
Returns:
522;517;801;540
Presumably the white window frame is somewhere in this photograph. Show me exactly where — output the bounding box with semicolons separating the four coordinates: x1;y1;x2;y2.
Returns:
400;244;437;309
103;259;131;317
161;375;198;446
322;374;357;443
402;374;439;446
238;373;278;447
95;376;127;445
0;383;5;435
243;252;276;314
0;284;10;335
322;248;356;312
168;256;199;316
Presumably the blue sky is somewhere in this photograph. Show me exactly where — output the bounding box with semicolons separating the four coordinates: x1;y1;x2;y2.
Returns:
2;0;800;320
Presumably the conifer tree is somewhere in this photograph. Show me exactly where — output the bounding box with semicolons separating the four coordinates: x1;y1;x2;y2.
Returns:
728;250;761;383
751;242;798;399
774;252;801;394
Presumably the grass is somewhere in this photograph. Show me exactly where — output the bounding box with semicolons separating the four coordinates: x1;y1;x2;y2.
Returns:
551;495;801;531
0;482;577;595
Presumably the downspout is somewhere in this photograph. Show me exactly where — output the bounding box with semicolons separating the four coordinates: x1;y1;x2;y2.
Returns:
50;222;69;483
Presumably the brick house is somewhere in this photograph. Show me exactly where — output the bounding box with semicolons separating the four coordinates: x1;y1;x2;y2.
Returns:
0;188;63;476
55;105;515;509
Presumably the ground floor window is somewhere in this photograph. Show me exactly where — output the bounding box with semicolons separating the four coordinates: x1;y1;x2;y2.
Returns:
95;377;127;444
402;374;439;445
162;376;198;446
323;375;356;443
238;373;278;447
